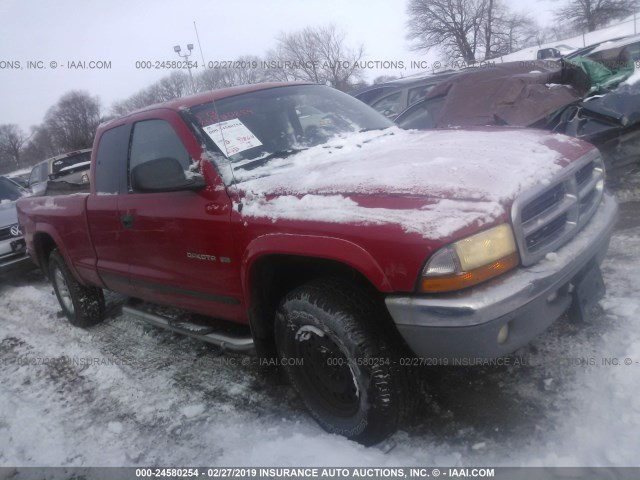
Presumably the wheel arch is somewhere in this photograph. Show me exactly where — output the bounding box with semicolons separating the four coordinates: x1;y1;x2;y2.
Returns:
32;226;78;281
242;234;393;359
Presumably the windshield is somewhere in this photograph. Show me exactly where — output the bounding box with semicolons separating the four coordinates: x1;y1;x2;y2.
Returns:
0;177;23;202
51;151;92;175
188;84;393;173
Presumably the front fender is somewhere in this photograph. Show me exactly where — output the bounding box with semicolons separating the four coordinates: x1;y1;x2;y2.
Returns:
241;233;392;299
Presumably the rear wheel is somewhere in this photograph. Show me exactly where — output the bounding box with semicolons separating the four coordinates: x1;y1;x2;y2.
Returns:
275;278;408;445
49;249;105;327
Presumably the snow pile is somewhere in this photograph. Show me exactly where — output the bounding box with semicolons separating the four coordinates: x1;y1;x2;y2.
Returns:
236;128;566;202
495;16;640;63
242;194;502;239
237;128;570;239
517;226;640;466
30;197;66;211
623;69;640;86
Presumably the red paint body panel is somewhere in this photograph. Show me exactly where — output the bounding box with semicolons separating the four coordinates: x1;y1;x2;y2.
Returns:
16;194;97;284
86;194;127;292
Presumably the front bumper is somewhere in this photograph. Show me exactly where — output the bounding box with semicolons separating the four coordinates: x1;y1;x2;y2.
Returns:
0;240;35;280
385;192;618;360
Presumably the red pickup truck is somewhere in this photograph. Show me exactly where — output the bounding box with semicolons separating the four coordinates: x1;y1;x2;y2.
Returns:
17;82;617;444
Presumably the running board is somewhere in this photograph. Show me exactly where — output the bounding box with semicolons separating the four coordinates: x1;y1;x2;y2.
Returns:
122;305;254;352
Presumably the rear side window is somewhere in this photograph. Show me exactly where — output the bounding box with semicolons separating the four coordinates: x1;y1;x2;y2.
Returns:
52;151;91;175
28;165;39;186
40;163;48;182
95;125;130;194
589;46;626;69
408;85;433;106
29;162;47;185
371;91;403;119
396;97;445;130
537;48;560;60
621;43;640;63
129;120;190;171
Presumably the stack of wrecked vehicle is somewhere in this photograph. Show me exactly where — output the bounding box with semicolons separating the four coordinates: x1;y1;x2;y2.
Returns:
395;53;640;184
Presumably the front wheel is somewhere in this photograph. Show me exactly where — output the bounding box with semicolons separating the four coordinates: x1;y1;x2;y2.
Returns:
275;278;408;445
49;249;105;327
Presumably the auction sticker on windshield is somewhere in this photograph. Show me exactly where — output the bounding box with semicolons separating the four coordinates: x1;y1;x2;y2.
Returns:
203;118;262;157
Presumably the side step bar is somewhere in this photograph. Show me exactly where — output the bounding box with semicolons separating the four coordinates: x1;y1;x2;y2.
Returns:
122;305;254;352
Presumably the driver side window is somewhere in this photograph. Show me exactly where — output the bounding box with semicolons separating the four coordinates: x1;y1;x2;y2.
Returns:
129;119;191;191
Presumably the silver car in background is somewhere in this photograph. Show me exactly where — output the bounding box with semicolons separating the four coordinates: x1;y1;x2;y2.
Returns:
0;176;33;280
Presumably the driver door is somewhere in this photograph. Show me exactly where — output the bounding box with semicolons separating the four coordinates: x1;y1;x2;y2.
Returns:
118;113;244;321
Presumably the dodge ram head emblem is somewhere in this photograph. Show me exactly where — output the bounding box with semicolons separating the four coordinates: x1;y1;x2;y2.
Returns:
10;225;21;237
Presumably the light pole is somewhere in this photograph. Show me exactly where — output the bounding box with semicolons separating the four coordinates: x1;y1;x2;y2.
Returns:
173;44;196;94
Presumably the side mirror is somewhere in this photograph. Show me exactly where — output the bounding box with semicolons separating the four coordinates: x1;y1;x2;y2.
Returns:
131;157;207;193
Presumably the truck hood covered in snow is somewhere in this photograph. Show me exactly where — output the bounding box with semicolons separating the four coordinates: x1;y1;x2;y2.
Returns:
234;127;592;240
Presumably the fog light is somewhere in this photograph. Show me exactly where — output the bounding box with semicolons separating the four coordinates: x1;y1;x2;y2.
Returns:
497;324;509;345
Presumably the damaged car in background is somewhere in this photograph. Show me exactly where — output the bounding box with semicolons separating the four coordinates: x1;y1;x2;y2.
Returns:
351;70;458;120
395;38;640;183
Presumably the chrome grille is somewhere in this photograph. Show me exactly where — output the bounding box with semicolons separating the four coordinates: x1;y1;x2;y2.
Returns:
511;150;605;266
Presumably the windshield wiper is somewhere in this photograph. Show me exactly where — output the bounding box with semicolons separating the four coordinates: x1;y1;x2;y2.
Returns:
358;127;389;133
233;148;308;172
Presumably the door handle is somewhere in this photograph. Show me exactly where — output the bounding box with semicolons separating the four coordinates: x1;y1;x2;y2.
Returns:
120;213;135;229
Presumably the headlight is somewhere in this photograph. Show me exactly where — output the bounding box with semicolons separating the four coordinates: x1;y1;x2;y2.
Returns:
420;224;520;293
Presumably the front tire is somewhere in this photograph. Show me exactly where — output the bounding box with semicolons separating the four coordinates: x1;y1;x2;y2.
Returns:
275;278;408;445
49;249;105;327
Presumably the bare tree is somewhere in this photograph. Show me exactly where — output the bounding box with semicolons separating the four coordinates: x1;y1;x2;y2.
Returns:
263;45;305;82
373;75;399;84
20;126;57;166
0;124;28;168
547;23;580;44
268;25;365;91
114;57;269;116
407;0;486;63
227;55;269;86
111;94;143;117
197;55;268;90
196;68;230;92
489;12;538;55
555;0;638;32
155;71;192;101
112;71;192;115
483;0;496;58
44;91;101;152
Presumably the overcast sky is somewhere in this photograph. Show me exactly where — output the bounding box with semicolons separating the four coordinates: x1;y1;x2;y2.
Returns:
0;0;556;131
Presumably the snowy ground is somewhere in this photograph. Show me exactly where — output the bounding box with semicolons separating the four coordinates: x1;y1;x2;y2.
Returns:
494;13;640;63
1;197;639;467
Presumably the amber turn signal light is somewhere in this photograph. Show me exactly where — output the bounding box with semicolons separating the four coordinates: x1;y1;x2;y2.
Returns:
420;252;520;293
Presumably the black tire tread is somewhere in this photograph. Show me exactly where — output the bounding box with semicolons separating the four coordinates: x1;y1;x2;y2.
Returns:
275;277;417;445
49;249;105;328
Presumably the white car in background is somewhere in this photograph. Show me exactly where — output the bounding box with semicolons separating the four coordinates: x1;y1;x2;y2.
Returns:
28;148;91;196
